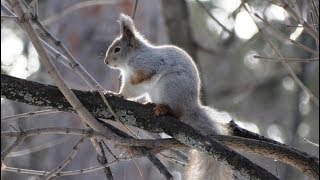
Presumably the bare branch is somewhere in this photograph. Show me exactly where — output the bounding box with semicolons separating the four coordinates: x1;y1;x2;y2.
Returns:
254;13;318;55
1;109;58;122
4;156;133;177
253;55;319;63
1;15;16;19
0;128;180;148
40;0;118;26
304;138;319;148
7;137;71;158
97;141;114;180
276;0;319;39
242;3;319;107
310;0;319;23
1;136;24;160
6;0;104;132
42;137;85;180
194;0;233;35
132;0;139;20
2;2;120;178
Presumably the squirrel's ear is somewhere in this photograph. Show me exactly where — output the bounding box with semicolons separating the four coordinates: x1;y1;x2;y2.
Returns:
119;13;136;40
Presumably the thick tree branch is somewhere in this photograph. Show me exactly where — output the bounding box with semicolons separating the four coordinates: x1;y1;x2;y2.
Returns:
2;74;319;179
2;126;319;178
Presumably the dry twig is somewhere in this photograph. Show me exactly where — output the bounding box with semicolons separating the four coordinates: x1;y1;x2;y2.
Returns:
42;137;85;180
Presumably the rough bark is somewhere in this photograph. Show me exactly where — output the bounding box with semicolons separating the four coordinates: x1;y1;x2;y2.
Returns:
2;74;318;179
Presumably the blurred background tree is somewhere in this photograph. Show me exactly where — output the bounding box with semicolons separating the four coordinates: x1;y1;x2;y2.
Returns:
1;0;318;179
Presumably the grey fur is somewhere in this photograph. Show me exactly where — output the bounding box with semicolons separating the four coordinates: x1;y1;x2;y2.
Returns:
105;13;233;180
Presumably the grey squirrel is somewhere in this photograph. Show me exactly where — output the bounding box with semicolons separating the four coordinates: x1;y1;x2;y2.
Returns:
105;13;233;180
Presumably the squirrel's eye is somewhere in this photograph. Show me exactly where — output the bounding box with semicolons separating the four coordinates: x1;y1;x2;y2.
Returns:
114;47;120;53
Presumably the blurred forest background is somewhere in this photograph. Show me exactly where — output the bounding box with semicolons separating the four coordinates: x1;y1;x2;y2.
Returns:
1;0;319;179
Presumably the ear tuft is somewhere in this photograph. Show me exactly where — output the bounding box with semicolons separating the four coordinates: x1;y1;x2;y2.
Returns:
119;13;136;37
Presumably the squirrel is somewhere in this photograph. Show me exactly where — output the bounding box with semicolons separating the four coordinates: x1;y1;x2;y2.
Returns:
104;13;233;180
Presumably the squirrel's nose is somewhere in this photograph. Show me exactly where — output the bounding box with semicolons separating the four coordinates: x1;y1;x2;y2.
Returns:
104;57;109;64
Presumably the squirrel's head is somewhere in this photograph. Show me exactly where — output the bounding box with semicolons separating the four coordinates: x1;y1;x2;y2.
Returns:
105;13;144;69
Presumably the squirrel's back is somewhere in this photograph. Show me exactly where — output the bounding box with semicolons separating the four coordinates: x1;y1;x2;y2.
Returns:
139;45;201;79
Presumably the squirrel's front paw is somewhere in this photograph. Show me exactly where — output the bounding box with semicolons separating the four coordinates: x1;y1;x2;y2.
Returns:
107;91;124;98
153;104;173;117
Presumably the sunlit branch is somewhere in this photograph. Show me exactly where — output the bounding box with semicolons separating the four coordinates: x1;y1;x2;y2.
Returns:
253;55;319;63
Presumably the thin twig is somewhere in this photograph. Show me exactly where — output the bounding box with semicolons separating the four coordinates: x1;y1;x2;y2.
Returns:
7;137;71;158
1;15;16;19
25;0;37;16
40;0;117;25
132;0;139;20
1;3;119;179
140;130;188;166
2;6;108;127
254;55;319;63
277;0;319;39
96;86;138;138
96;87;149;178
101;140;117;159
304;138;319;147
17;1;103;90
158;153;187;166
254;13;318;55
308;10;316;29
1;109;59;122
97;141;114;180
242;3;319;106
1;136;24;160
310;0;319;23
130;150;144;178
6;0;104;132
261;30;319;106
1;127;182;149
286;24;319;28
2;1;173;179
42;137;85;180
2;126;318;178
194;0;233;35
4;156;133;177
101;121;174;180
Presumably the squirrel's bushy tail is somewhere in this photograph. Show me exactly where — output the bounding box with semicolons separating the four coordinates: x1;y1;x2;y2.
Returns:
182;106;233;180
186;150;232;180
